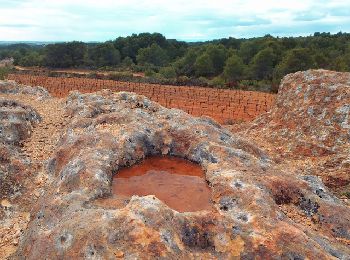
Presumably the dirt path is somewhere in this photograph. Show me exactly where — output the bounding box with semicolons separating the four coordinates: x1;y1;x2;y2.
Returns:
20;97;69;162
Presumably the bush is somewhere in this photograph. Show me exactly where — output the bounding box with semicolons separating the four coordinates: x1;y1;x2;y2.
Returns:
0;67;11;80
209;76;225;88
107;71;134;81
145;69;156;77
159;66;177;79
238;79;274;93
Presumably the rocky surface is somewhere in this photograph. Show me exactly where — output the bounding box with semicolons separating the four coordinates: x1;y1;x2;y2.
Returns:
0;70;349;259
0;81;68;259
240;70;350;197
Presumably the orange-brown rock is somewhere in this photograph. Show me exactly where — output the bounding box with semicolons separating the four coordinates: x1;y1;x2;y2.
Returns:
15;88;350;259
245;70;350;196
0;82;48;259
0;70;349;259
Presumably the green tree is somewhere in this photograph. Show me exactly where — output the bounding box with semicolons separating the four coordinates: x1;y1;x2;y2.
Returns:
313;52;329;69
44;42;87;68
250;48;277;80
239;40;260;63
136;43;169;66
89;42;121;67
121;56;135;67
205;44;228;74
223;54;245;81
114;33;170;61
332;55;350;71
172;47;198;76
18;51;43;66
274;48;314;80
194;53;214;77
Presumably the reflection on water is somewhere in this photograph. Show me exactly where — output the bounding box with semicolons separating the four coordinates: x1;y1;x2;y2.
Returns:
112;156;212;212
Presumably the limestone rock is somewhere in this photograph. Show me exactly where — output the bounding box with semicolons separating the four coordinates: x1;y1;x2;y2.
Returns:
0;80;50;98
0;71;349;259
16;89;350;259
250;69;349;157
247;69;350;195
0;94;43;258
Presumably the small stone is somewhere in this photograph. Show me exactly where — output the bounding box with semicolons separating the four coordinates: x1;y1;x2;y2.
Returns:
1;199;12;208
114;251;124;258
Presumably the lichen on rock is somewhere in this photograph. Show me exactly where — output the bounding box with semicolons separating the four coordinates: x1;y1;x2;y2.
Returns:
16;86;350;259
246;69;350;196
0;71;349;259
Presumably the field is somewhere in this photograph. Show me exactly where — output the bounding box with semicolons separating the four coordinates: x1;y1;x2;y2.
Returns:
7;74;276;123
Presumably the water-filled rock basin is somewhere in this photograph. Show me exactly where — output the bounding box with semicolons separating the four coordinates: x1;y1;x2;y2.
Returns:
112;156;212;212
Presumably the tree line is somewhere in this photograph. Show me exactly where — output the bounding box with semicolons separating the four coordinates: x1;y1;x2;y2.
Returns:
1;32;350;92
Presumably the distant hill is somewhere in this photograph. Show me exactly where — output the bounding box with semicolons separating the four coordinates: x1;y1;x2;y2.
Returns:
0;41;54;46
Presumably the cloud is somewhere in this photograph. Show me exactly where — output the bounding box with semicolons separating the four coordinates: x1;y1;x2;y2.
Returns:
0;0;349;41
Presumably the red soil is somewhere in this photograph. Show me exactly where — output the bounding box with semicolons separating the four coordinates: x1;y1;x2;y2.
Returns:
7;74;276;123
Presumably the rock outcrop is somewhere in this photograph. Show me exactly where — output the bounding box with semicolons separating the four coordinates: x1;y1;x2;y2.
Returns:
0;70;349;259
0;84;46;258
16;89;350;258
0;80;50;98
245;70;350;196
0;82;67;259
0;81;47;200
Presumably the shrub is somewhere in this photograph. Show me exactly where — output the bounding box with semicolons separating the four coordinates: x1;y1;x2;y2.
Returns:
238;79;275;93
107;71;134;81
145;69;156;77
209;76;225;88
159;66;177;79
0;67;11;80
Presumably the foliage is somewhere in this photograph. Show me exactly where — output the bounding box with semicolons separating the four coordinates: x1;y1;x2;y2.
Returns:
273;48;314;80
250;47;277;80
88;42;121;67
238;79;276;93
121;56;135;67
194;53;214;77
173;47;198;76
0;66;11;80
2;32;350;93
136;43;169;66
159;66;177;79
223;54;245;81
107;71;134;81
205;44;228;74
209;76;226;88
43;41;88;68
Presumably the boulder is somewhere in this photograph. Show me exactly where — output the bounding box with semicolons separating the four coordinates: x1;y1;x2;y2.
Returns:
248;70;350;195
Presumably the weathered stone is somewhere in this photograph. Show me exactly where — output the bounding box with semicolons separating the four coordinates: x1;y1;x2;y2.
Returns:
245;69;350;196
15;88;349;259
0;80;50;98
0;71;349;259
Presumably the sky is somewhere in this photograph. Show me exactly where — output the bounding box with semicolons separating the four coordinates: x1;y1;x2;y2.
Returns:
0;0;350;42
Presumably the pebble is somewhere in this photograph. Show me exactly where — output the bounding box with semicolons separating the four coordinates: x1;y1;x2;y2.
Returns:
1;199;12;208
33;190;40;198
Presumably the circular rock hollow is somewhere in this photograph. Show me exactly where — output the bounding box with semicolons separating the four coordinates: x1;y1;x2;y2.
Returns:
111;156;212;212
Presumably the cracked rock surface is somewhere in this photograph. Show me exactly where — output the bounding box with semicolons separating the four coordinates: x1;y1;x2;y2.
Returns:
0;81;68;259
0;70;349;259
241;70;350;197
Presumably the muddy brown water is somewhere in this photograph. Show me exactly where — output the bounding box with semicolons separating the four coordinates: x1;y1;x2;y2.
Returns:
111;156;212;212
